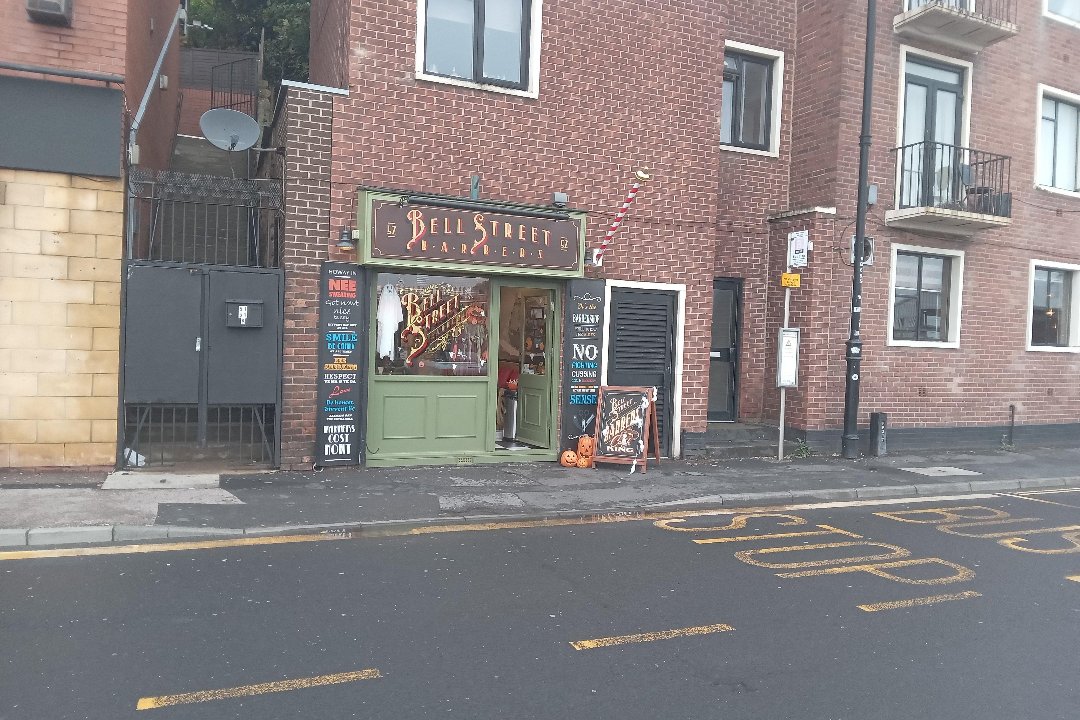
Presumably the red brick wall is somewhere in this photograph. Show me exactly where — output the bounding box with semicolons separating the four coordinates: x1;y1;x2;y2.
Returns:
319;0;727;443
788;0;1080;434
125;3;183;170
0;0;126;79
177;87;214;137
309;0;348;89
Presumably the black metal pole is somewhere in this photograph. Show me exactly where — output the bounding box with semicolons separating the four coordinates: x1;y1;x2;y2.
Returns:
841;0;876;459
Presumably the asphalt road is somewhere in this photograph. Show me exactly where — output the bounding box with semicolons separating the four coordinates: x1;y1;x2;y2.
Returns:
2;489;1079;719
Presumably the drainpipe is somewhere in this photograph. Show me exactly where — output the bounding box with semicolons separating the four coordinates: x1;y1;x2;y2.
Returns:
126;3;186;257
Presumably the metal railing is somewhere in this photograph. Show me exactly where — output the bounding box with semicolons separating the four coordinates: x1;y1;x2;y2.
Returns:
210;57;258;117
128;169;282;267
905;0;1017;26
123;404;276;468
895;141;1012;217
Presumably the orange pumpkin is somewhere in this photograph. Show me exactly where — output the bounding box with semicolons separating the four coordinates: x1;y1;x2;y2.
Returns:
576;435;595;458
560;450;578;467
576;455;592;469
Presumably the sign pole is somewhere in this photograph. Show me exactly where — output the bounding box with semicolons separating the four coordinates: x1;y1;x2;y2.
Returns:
779;271;791;461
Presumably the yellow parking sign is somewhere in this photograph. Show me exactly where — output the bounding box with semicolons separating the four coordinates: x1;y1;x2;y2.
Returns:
781;273;801;288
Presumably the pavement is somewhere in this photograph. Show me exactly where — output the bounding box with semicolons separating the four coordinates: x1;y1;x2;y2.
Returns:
1;444;1079;548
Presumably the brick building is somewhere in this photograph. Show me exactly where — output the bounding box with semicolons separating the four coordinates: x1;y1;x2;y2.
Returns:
265;0;1079;471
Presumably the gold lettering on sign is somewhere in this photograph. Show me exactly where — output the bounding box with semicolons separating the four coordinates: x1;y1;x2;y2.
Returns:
399;287;463;366
406;210;427;250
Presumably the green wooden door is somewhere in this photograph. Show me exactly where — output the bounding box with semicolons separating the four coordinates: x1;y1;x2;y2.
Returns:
515;292;552;448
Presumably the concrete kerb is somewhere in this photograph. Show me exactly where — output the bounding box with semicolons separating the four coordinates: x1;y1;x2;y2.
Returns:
3;476;1080;549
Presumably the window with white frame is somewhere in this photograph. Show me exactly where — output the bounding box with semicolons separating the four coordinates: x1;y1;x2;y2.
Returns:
420;0;533;91
721;43;784;155
1038;88;1080;192
1028;261;1080;350
889;244;965;346
1046;0;1080;25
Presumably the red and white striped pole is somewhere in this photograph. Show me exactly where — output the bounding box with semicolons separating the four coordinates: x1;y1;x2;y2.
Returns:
592;168;651;267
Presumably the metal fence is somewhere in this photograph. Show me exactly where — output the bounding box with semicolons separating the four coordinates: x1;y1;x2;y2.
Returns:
123;404;276;468
905;0;1017;25
211;57;259;117
895;141;1012;217
128;169;282;267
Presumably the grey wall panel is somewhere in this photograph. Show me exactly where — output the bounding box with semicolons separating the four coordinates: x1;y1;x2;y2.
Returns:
0;76;122;177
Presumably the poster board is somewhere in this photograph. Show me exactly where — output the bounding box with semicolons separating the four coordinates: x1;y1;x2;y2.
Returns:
315;262;366;466
558;279;606;451
592;386;661;473
776;327;800;389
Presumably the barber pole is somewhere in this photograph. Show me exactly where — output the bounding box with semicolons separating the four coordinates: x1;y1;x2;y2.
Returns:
592;168;652;266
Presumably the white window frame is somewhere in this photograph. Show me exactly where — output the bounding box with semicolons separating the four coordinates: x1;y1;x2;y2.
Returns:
415;0;544;99
892;46;973;211
1035;84;1080;198
1026;259;1080;352
887;242;965;349
720;41;784;158
1044;0;1080;30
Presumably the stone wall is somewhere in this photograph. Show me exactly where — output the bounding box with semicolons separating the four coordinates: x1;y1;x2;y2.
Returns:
0;169;123;468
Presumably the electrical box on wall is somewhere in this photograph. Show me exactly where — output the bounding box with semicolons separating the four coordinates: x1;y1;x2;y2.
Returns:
26;0;72;25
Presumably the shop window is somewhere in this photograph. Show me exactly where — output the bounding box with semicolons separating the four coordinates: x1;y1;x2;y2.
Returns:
375;273;491;376
1038;87;1080;194
1028;261;1080;351
889;244;965;347
419;0;534;93
721;42;784;156
1046;0;1080;27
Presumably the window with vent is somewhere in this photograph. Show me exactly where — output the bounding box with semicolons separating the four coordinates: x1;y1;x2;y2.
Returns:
720;42;784;156
1038;86;1080;194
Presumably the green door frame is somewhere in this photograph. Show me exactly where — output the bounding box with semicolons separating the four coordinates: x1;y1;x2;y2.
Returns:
492;277;562;457
364;273;563;467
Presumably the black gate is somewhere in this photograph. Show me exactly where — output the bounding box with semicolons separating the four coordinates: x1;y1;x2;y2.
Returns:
607;288;677;456
121;170;283;469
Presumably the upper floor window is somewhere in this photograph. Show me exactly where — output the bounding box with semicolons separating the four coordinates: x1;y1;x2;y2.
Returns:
1028;261;1080;351
422;0;531;90
720;42;784;156
888;244;965;347
1046;0;1080;25
1038;89;1080;193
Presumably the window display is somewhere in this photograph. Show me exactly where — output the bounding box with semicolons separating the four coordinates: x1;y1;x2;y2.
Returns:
375;273;490;376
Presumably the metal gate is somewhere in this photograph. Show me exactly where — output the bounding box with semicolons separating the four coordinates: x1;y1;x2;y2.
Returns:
121;170;283;468
607;288;677;456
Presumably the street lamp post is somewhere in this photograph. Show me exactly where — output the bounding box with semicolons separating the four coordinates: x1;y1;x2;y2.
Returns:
841;0;876;460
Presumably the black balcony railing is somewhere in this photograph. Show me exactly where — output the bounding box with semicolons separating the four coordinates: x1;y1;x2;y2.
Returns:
895;141;1012;218
905;0;1017;26
210;57;259;117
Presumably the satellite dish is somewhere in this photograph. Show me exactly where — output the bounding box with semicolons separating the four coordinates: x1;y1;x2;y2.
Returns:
199;108;261;152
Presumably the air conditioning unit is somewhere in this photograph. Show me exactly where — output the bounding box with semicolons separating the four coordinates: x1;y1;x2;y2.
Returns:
850;235;875;266
26;0;72;25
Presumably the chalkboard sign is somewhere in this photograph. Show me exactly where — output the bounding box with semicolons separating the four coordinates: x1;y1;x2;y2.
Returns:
593;385;661;473
315;262;366;465
558;279;606;452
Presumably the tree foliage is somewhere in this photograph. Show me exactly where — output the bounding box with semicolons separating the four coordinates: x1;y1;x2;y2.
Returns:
187;0;309;87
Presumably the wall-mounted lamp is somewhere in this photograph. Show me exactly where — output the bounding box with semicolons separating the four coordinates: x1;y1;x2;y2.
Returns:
336;226;355;250
552;192;569;208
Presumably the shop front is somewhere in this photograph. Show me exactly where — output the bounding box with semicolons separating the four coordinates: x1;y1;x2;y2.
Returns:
353;190;587;467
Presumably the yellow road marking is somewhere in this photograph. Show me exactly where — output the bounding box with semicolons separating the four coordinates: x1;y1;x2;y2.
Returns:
857;591;982;612
136;668;381;710
570;623;734;650
1067;575;1080;583
997;492;1080;509
693;525;862;544
0;532;342;561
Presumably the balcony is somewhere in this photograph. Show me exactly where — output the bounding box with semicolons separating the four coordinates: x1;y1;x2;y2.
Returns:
885;142;1012;237
893;0;1019;53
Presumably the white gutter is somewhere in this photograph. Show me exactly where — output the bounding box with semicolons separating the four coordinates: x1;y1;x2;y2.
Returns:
127;4;185;165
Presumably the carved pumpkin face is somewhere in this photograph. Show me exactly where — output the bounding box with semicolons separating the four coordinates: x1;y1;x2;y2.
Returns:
577;436;595;458
576;455;592;469
560;450;578;467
